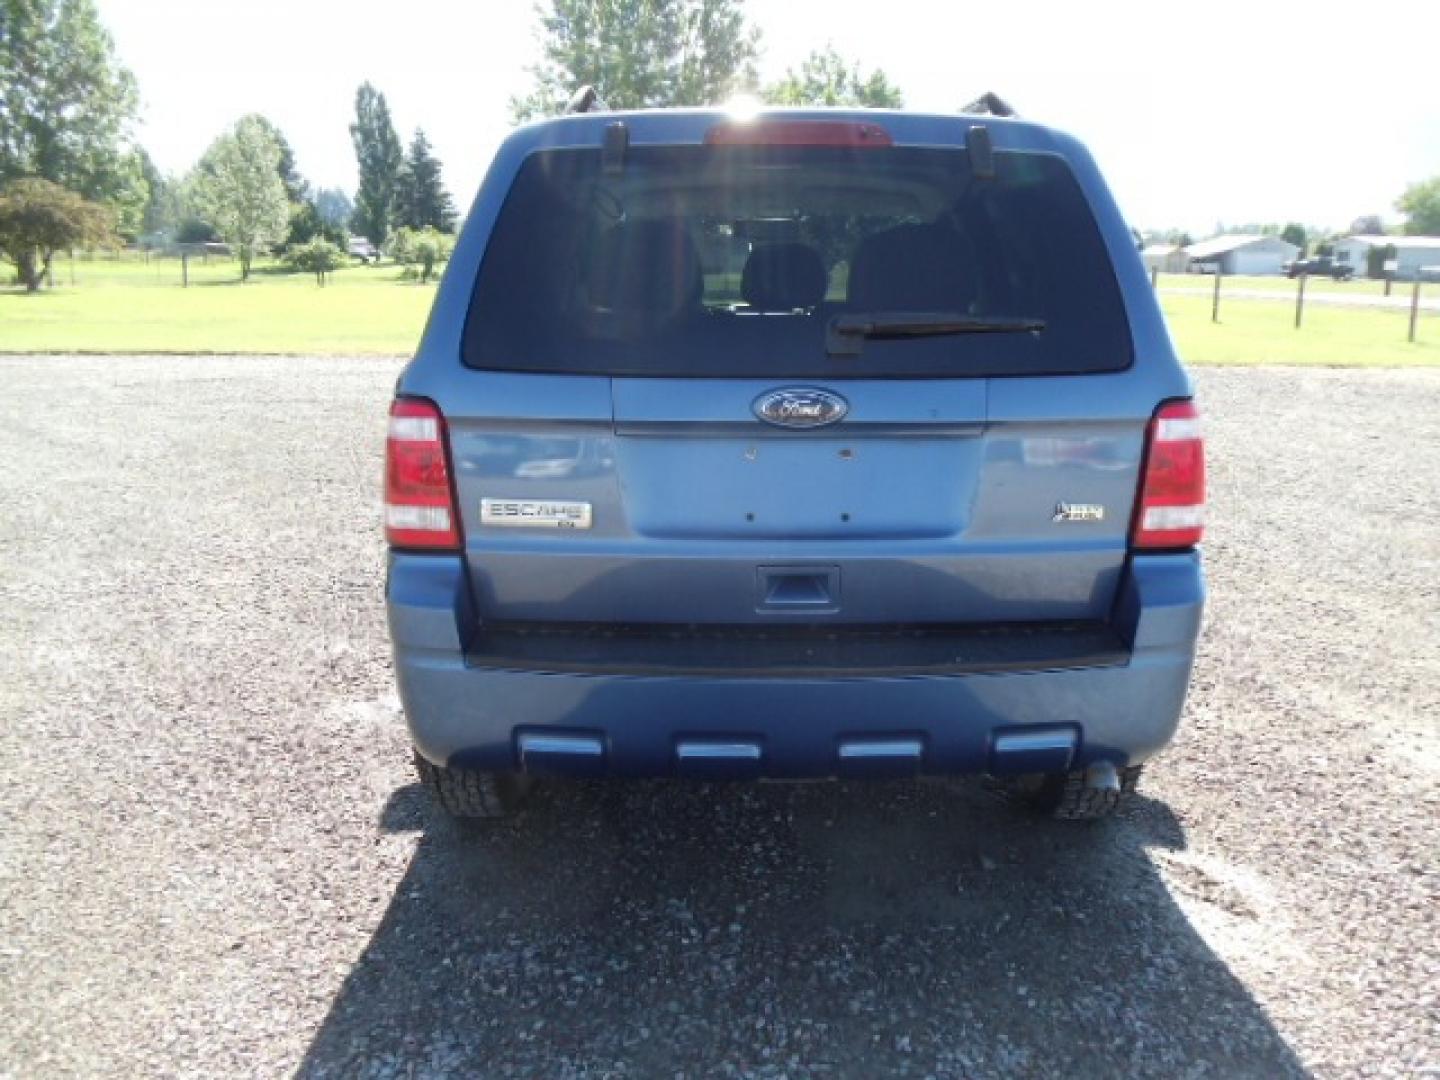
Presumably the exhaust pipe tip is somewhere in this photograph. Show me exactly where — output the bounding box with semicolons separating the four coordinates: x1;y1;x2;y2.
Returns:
1085;761;1121;793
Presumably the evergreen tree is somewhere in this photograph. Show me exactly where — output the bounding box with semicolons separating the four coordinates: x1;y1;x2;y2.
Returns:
286;198;347;248
134;146;176;240
397;128;457;233
314;187;354;230
349;82;403;248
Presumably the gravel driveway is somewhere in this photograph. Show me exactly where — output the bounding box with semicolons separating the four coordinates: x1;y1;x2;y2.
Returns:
0;356;1435;1078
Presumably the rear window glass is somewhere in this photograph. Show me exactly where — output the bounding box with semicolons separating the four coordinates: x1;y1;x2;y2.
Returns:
463;144;1131;378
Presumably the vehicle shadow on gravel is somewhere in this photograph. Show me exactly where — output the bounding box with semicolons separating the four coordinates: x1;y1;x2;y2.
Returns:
298;778;1306;1078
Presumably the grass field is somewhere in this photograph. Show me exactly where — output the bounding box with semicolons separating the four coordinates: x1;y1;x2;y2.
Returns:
0;256;436;355
2;255;1436;363
1159;294;1438;366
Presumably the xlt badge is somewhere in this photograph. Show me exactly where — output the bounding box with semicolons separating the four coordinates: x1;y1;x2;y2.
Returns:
480;499;592;529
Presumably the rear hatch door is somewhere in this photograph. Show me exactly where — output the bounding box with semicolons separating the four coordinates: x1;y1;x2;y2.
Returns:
450;126;1144;626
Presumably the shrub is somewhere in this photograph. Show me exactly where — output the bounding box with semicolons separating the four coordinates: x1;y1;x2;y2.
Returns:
387;226;452;283
286;237;344;285
287;200;347;248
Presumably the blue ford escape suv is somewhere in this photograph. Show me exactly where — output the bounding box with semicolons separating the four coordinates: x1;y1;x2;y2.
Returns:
385;104;1205;822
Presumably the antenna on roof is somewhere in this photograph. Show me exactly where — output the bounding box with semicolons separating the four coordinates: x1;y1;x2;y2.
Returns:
961;92;1017;118
566;85;609;114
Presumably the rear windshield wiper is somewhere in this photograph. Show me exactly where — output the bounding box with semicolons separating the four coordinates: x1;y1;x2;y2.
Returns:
827;311;1046;356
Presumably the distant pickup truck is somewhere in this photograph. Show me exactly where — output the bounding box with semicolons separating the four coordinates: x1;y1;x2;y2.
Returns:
1284;255;1354;280
347;238;379;263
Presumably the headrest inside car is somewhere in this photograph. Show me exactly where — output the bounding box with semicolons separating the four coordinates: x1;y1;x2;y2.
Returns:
587;220;703;317
848;223;978;311
741;243;828;311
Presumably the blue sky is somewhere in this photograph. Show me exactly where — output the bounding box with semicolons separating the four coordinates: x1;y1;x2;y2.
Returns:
99;0;1440;236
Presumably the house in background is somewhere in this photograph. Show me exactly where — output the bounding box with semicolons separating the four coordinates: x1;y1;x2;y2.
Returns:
1141;243;1190;273
1183;234;1300;275
1331;235;1440;280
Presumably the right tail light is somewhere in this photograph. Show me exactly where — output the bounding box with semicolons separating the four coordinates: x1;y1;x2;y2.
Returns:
1131;399;1205;550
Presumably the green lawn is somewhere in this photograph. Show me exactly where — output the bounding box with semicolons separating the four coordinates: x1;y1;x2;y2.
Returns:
0;256;435;355
2;254;1436;364
1159;294;1437;366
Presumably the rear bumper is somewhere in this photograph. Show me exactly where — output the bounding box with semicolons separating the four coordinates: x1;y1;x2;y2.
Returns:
388;552;1204;778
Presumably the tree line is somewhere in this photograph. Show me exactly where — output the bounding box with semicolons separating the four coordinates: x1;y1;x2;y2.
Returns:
5;0;1438;293
1145;211;1428;262
0;0;463;288
0;0;922;293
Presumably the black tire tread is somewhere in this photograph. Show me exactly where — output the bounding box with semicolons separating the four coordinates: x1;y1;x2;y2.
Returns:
413;753;531;819
1024;764;1144;821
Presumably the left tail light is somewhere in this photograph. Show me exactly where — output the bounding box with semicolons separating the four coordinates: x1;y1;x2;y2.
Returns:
384;397;460;550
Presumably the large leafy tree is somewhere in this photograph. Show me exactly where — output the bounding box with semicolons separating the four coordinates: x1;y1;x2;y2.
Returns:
349;83;403;249
227;115;321;248
397;128;457;233
1349;214;1385;237
511;0;760;121
0;176;114;290
0;0;143;212
242;114;308;204
763;46;904;108
1396;177;1440;236
188;116;290;280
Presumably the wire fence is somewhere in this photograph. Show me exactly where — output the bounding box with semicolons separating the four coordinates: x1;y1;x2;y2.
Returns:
1152;269;1436;344
39;247;241;288
28;247;388;288
10;249;1438;348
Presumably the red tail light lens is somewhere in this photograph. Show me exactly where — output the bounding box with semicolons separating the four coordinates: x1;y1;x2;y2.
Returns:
1131;400;1206;550
384;398;460;550
704;120;893;147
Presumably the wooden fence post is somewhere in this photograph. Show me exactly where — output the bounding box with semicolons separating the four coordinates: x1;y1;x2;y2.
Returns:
1410;278;1422;343
1211;268;1222;323
1151;265;1159;288
181;251;189;288
1295;274;1307;329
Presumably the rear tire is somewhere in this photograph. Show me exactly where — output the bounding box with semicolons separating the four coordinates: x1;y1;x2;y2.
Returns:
1012;764;1143;820
414;752;533;820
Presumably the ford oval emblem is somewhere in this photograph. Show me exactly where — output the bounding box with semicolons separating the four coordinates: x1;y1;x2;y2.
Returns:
753;387;849;429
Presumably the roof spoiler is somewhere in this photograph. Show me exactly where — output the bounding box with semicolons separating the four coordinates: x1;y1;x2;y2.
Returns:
961;92;1017;118
566;85;609;114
